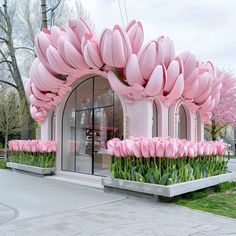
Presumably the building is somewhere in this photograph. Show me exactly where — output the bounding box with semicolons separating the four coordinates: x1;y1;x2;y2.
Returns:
26;19;221;177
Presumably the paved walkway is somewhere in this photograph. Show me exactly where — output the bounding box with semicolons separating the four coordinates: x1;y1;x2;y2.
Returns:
0;164;236;235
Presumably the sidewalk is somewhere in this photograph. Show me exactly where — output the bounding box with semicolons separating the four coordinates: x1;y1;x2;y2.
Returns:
0;169;236;236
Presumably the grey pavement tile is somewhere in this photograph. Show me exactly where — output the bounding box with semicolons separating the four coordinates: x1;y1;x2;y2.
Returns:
1;169;236;235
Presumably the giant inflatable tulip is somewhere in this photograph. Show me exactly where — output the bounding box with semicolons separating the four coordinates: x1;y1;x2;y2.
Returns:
26;17;224;123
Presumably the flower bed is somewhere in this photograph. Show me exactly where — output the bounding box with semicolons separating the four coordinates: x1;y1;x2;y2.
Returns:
107;137;228;185
8;140;56;168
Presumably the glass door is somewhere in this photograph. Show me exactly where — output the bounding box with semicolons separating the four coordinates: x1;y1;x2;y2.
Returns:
62;76;123;176
75;109;92;174
93;106;114;176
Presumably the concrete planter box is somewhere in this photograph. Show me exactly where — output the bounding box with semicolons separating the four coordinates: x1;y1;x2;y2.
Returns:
102;172;236;197
6;162;55;175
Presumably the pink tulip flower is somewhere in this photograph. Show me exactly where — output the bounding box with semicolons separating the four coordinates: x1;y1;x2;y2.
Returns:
81;34;104;69
133;141;142;158
157;36;175;68
141;141;150;158
156;142;165;157
100;24;132;68
137;40;164;80
217;140;227;156
126;20;144;54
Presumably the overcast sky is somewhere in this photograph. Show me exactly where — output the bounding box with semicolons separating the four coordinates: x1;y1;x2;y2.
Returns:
79;0;236;74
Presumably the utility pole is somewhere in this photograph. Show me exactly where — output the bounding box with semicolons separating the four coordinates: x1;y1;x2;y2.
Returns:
50;0;62;27
41;0;48;29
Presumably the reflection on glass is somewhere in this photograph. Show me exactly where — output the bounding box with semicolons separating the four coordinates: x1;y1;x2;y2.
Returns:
51;111;56;140
94;107;112;176
75;79;93;110
114;93;123;140
94;77;113;108
152;103;158;137
75;110;92;174
62;92;75;171
177;105;187;139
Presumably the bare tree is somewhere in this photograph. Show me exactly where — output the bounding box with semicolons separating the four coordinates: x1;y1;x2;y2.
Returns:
0;89;21;160
0;0;33;139
0;0;93;141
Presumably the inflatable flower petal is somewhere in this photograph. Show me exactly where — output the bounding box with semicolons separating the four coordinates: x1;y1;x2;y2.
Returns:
126;20;144;54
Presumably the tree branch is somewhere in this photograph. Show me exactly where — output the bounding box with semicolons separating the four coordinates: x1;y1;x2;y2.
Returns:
0;24;7;34
204;127;211;134
215;124;228;134
0;48;14;80
14;46;35;53
0;79;18;90
0;60;12;65
0;37;8;43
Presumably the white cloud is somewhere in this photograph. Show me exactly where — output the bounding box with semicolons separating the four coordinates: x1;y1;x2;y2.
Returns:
80;0;236;73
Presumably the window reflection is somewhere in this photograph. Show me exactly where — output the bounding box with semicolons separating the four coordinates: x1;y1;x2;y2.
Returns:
177;105;187;139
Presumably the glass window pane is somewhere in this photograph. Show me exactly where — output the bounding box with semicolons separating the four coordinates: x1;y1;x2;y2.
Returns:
178;105;187;139
152;103;158;137
75;110;92;174
75;79;93;110
62;92;75;171
114;93;123;139
94;107;113;176
94;77;113;108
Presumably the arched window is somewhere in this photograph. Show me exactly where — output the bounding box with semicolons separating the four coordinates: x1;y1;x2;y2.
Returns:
152;102;158;137
51;111;56;140
196;111;202;141
177;105;187;139
62;76;123;176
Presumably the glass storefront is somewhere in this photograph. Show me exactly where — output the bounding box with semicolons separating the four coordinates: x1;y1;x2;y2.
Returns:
62;77;123;176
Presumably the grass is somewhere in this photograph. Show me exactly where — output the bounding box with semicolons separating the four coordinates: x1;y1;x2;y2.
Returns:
224;154;236;159
175;181;236;219
0;158;6;169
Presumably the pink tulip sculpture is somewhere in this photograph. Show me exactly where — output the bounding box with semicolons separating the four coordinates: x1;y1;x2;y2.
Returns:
27;17;225;124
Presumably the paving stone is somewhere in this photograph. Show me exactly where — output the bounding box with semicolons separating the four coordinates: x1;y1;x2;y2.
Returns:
0;168;236;235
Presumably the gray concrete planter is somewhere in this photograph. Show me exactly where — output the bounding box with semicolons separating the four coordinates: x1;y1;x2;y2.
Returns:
6;162;55;175
102;172;236;197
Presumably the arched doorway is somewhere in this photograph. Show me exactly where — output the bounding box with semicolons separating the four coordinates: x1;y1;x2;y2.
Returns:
62;76;123;176
177;105;187;139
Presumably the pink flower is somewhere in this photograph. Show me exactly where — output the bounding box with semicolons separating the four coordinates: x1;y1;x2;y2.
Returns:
100;25;132;68
217;140;227;156
126;140;135;156
133;141;142;158
126;20;144;54
165;141;177;158
81;34;103;69
120;140;128;156
149;140;157;157
156;142;165;157
137;40;163;80
141;140;150;158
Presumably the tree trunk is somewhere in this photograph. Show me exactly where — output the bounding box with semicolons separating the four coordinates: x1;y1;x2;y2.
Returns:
2;1;33;139
4;132;8;161
19;92;33;139
212;120;217;141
